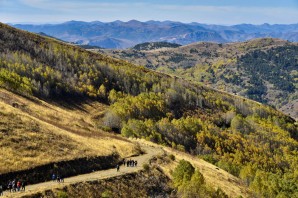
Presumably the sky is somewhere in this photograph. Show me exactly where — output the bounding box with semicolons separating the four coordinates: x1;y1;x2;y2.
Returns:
1;0;298;25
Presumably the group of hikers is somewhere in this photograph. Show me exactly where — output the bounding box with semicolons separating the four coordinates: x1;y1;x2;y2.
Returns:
51;173;64;183
117;159;138;171
0;158;138;195
124;159;138;167
0;179;27;195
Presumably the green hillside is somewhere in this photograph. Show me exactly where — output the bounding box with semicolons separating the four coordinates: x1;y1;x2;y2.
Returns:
0;23;298;197
103;39;298;119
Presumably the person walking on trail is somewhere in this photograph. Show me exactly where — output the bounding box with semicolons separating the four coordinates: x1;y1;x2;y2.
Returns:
60;176;64;183
0;185;3;196
128;159;132;167
17;181;21;191
57;175;60;183
52;173;56;182
116;164;120;172
12;180;16;192
7;181;12;193
21;180;26;191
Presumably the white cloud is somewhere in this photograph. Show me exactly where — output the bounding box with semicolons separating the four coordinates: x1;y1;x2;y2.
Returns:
153;5;298;24
155;4;298;15
1;1;298;24
156;5;235;12
19;0;146;12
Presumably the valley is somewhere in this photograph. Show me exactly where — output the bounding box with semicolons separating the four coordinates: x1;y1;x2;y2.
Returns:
102;38;298;120
0;23;297;198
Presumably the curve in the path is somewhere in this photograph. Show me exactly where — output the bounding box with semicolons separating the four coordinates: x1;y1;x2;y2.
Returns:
2;144;164;198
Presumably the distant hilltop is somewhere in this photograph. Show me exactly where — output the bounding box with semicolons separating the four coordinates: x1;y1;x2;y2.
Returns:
13;20;298;49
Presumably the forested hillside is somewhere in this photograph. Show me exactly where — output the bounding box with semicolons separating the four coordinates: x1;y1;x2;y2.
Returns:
132;42;181;51
103;38;298;119
0;23;298;197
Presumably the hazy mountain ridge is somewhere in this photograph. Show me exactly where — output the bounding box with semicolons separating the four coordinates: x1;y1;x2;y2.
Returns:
13;20;298;49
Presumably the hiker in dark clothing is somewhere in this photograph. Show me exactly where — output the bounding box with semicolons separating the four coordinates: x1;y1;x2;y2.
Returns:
0;185;3;196
21;181;26;191
122;159;126;166
57;175;60;183
116;164;120;172
135;160;138;167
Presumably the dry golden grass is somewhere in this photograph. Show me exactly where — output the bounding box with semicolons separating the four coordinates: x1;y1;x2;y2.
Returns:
134;139;253;198
0;89;139;174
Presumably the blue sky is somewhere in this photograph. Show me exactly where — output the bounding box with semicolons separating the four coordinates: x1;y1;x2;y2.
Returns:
1;0;298;24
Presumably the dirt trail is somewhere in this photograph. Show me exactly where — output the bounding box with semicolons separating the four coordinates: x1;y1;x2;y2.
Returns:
134;139;252;198
0;89;251;197
2;138;251;198
2;144;164;198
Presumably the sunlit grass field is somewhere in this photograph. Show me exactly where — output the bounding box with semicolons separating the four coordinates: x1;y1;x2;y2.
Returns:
0;88;139;174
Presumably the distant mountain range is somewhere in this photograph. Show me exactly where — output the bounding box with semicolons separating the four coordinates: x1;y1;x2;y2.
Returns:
13;20;298;49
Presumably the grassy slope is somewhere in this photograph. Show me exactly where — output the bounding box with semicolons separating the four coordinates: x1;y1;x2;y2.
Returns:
0;88;139;174
0;23;297;197
135;139;252;198
0;90;251;197
102;38;298;119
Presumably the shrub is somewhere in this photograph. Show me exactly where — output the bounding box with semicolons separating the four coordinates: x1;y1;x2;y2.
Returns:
169;154;175;161
57;191;68;198
101;190;113;198
143;163;150;172
172;160;195;188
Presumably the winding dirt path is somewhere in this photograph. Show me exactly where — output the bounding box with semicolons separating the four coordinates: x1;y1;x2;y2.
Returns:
2;139;251;198
2;144;164;198
0;89;250;197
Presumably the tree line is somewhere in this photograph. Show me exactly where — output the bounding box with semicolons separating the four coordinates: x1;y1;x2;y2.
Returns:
0;23;297;197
